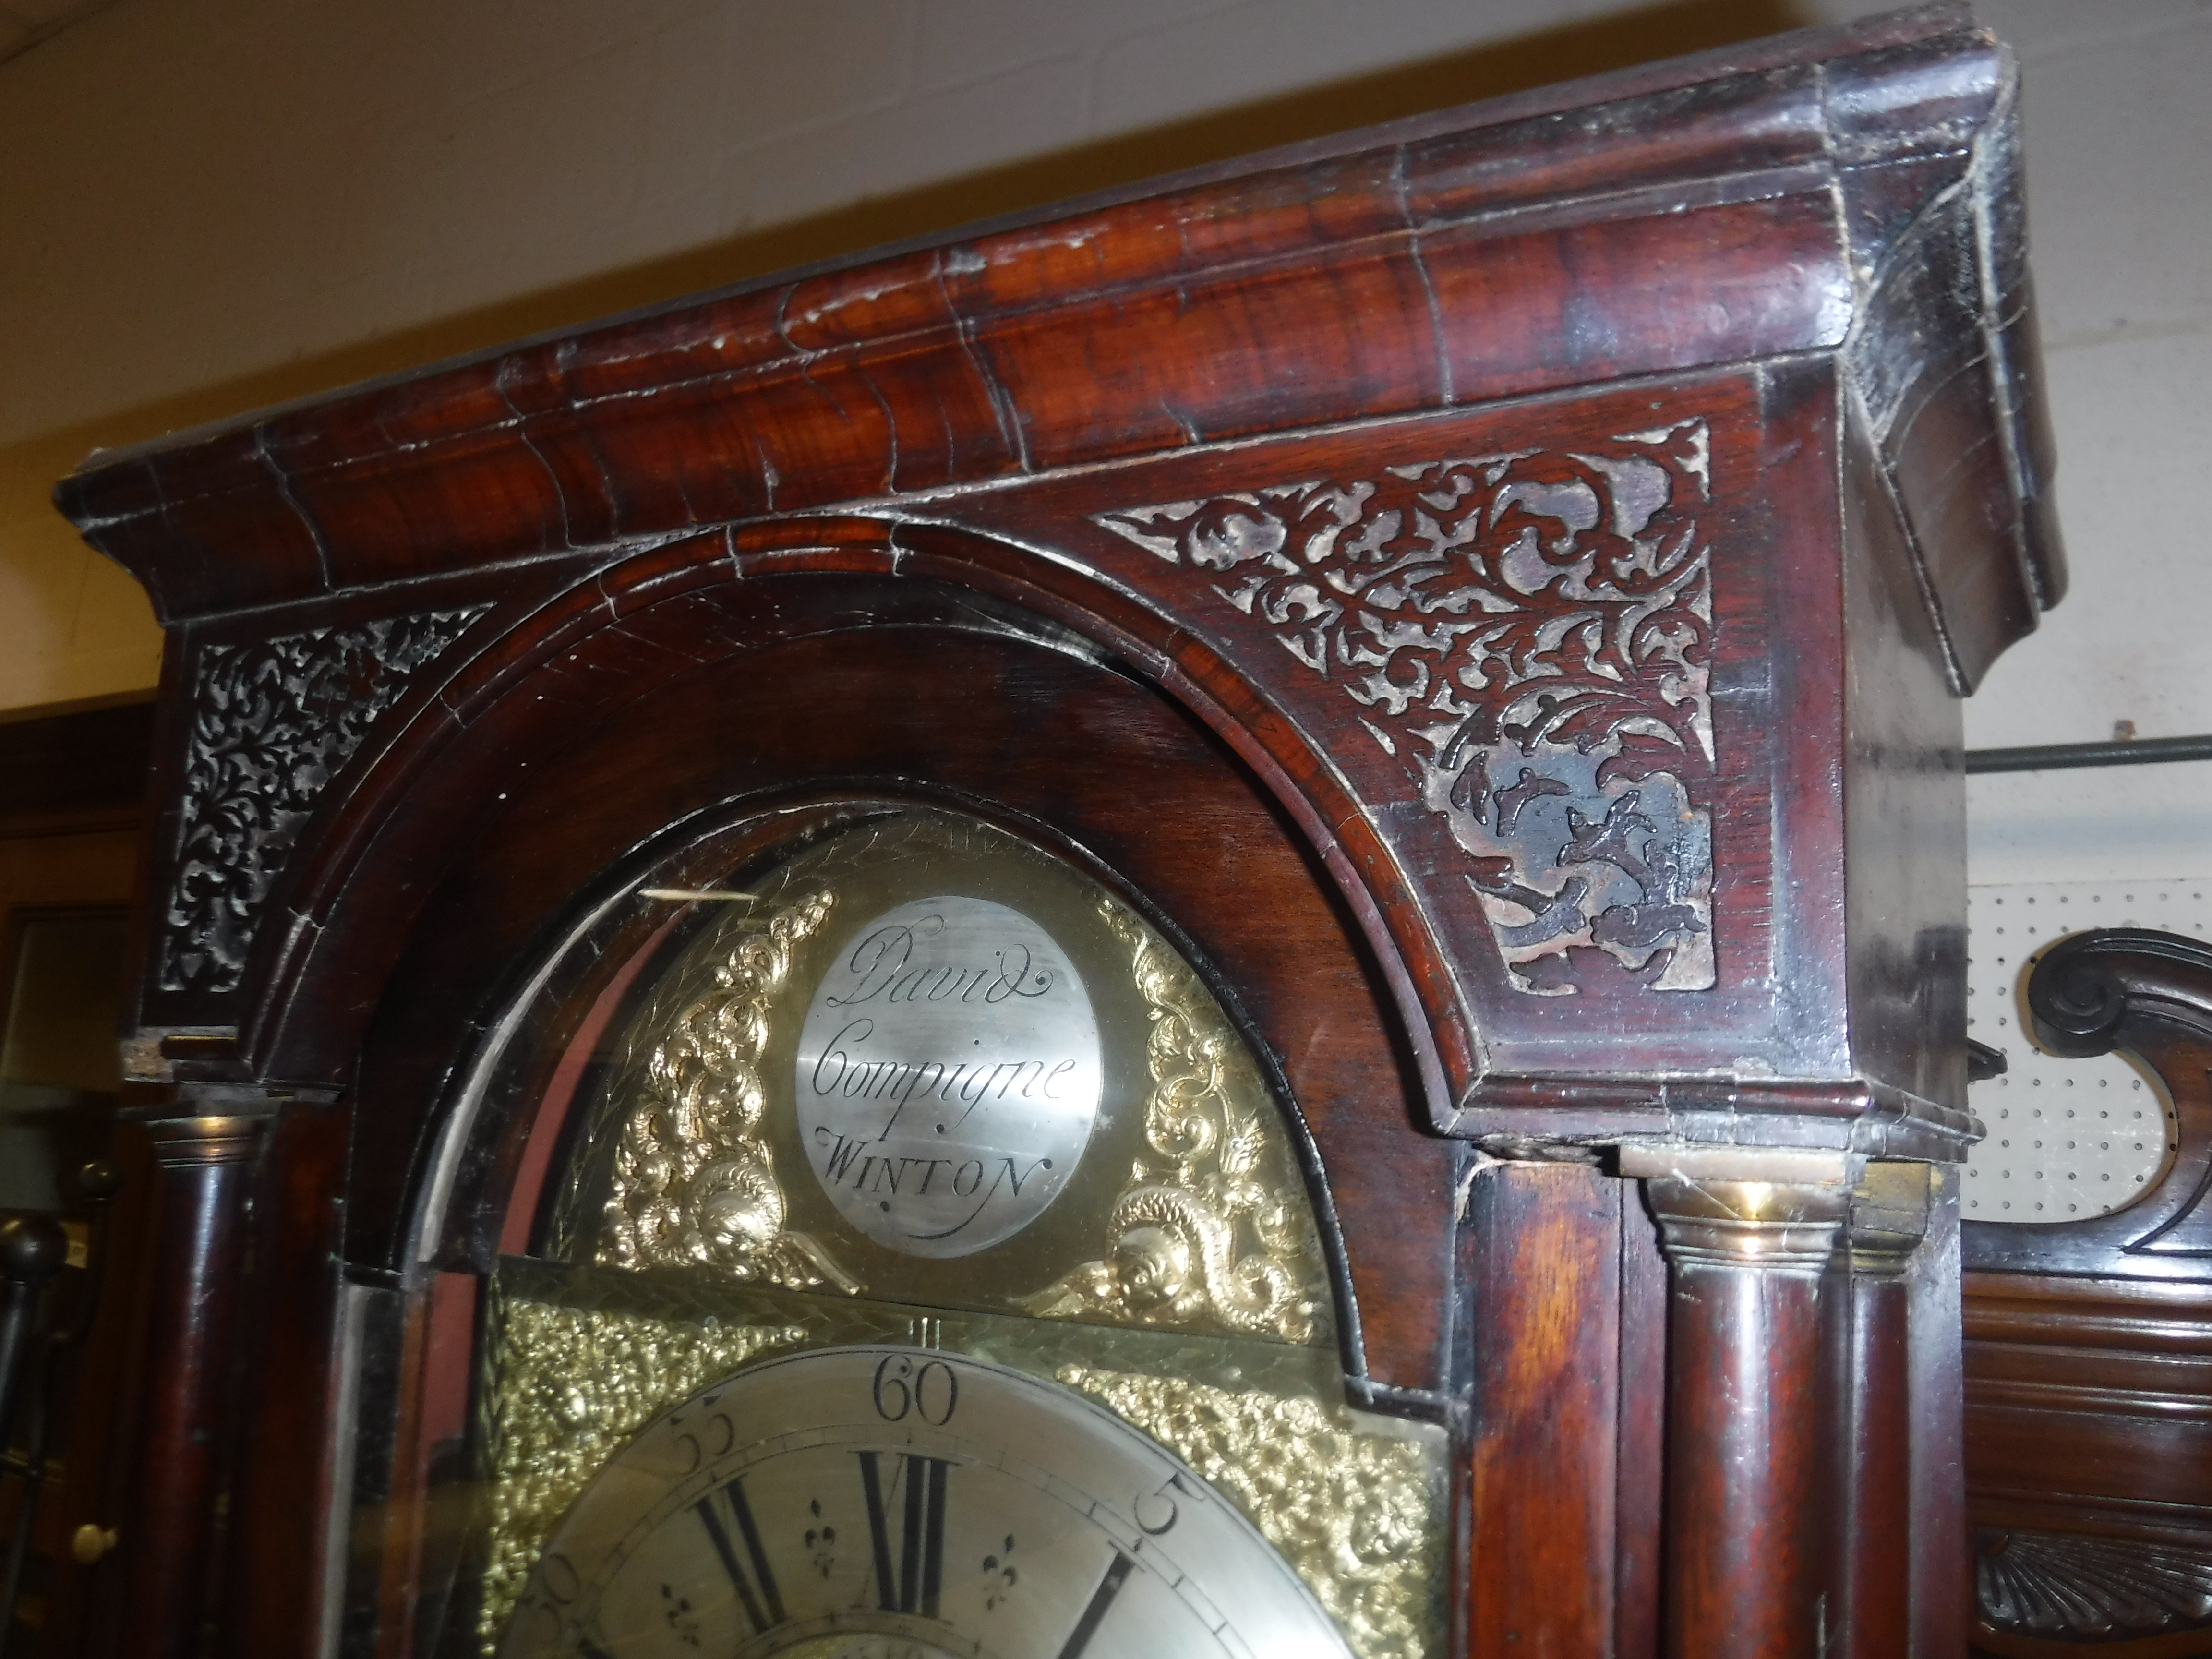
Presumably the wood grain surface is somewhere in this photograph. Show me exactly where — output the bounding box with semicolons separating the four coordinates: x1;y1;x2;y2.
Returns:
39;9;2072;1655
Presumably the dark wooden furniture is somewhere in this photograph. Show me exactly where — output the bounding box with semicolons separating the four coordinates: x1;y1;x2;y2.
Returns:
1963;931;2212;1658
51;7;2062;1656
0;700;156;1656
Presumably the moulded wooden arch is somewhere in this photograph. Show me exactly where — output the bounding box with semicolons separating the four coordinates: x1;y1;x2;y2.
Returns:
226;515;1464;1116
100;6;2062;1168
393;790;1395;1378
307;547;1461;1392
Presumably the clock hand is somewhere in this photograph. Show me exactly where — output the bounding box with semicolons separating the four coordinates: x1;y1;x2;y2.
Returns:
1054;1553;1135;1659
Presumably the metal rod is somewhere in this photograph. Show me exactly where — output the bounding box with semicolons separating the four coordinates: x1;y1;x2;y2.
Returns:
0;1166;121;1655
1965;733;2212;775
0;1402;44;1656
0;1217;64;1456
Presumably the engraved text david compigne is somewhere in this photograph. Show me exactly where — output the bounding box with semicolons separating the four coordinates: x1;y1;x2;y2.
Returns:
796;898;1102;1257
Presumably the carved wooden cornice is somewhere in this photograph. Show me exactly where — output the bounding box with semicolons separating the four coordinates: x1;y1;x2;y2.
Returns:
58;6;2054;695
61;9;2056;1162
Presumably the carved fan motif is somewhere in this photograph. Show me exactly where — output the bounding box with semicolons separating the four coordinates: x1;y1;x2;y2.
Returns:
1977;1528;2212;1638
1094;424;1715;996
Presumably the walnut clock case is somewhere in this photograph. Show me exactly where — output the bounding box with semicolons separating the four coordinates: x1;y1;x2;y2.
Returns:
53;8;2060;1659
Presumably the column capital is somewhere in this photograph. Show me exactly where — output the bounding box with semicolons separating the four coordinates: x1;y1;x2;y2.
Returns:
1844;1161;1935;1279
1637;1171;1851;1273
123;1085;299;1167
126;1112;268;1169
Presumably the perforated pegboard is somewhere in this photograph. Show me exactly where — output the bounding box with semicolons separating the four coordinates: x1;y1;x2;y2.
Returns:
1963;879;2203;1221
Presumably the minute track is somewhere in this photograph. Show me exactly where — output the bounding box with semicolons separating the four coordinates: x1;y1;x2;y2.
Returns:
497;1346;1355;1659
693;1475;785;1635
1055;1553;1135;1659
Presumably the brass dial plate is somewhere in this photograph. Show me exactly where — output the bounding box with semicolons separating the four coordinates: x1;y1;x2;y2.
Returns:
471;808;1441;1659
479;1265;1445;1659
497;1346;1355;1659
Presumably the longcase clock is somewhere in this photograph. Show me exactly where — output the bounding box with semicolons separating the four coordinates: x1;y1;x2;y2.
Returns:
51;9;2061;1657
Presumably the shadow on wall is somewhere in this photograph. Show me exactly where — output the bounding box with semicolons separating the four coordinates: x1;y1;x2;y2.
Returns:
16;0;1815;674
396;0;1823;367
39;0;1812;467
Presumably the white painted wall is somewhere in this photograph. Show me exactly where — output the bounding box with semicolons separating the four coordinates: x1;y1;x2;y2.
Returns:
2;0;2206;888
1954;1;2212;891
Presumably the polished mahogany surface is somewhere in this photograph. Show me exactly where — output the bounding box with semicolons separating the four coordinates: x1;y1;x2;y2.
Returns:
68;6;2054;1163
59;11;2059;652
1962;932;2212;1658
48;8;2061;1657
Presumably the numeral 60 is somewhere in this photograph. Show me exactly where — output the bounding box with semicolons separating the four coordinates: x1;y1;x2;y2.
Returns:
871;1354;959;1426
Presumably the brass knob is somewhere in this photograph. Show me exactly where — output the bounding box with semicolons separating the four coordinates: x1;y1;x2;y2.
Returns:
70;1523;117;1565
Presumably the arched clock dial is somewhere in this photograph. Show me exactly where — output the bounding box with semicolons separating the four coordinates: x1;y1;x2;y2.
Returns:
472;806;1442;1659
500;1346;1356;1659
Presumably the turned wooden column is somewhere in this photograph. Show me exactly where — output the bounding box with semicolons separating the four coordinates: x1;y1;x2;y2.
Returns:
1835;1164;1933;1659
105;1103;269;1659
1630;1147;1852;1659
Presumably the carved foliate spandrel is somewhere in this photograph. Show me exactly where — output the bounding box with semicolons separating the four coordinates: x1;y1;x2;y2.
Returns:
582;809;1332;1347
1023;897;1329;1347
1054;1364;1443;1659
1095;424;1715;998
161;608;488;994
597;889;862;1296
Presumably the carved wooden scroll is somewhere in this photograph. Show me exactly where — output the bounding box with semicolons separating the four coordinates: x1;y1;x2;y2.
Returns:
1962;929;2212;1653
